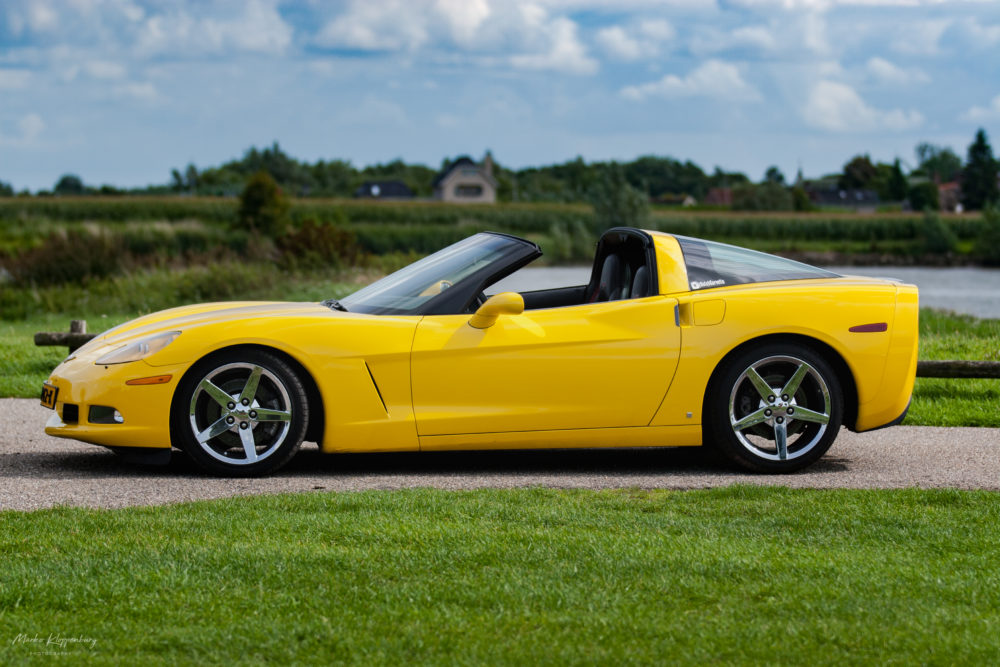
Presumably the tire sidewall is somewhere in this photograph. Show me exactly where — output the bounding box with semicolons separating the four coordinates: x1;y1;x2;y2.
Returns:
705;341;843;474
171;348;309;477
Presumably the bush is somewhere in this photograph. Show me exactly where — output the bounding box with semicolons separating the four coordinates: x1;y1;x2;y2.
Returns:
974;205;1000;266
10;229;123;286
544;220;596;264
276;220;360;270
918;210;958;255
908;182;939;212
237;172;290;237
731;183;793;211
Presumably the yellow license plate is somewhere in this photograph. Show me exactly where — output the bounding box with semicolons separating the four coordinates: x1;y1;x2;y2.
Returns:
40;383;58;410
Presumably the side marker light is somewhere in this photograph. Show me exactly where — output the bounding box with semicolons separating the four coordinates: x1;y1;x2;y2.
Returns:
125;375;173;386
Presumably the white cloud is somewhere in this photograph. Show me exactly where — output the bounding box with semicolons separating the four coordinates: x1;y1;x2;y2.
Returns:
597;26;644;60
316;0;428;51
802;80;923;131
83;60;127;80
731;25;777;50
621;59;761;101
961;95;1000;122
802;11;829;54
640;19;676;41
596;20;675;60
865;57;929;85
24;2;58;32
113;81;158;102
1;112;45;146
434;0;492;45
0;69;32;89
18;113;45;141
890;18;950;55
946;18;1000;50
135;0;292;56
510;16;597;74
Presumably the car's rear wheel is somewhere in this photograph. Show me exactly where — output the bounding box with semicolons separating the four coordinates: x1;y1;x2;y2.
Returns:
705;342;843;473
172;349;309;476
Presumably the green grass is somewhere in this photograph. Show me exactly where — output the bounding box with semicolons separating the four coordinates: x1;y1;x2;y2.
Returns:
0;315;131;398
1;487;998;664
906;309;1000;427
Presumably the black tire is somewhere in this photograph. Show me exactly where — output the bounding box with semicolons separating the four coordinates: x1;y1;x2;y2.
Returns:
171;349;309;477
704;342;843;473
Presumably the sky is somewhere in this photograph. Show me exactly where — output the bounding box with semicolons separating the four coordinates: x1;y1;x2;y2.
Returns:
1;0;999;192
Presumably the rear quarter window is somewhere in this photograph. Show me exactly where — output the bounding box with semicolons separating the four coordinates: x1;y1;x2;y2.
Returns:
676;236;840;291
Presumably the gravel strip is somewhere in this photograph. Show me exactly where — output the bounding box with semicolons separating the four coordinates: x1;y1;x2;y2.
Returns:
2;398;999;511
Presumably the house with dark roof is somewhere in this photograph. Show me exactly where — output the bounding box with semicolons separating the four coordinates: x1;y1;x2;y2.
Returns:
353;180;414;200
433;152;497;203
803;178;879;212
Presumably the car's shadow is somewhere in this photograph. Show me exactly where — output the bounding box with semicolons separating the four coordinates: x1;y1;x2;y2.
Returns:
1;443;850;480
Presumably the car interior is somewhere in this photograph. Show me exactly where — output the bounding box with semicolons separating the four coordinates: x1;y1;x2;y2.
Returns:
498;228;658;312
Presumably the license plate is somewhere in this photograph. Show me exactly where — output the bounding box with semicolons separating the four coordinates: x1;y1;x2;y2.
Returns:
40;383;58;410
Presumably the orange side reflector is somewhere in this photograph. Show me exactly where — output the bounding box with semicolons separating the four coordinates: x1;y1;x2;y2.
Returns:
125;375;172;386
849;323;888;333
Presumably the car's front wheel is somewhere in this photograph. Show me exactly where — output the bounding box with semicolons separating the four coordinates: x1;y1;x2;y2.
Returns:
705;342;843;473
172;349;309;476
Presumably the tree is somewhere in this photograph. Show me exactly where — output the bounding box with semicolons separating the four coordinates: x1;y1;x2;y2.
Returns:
915;142;962;183
53;174;84;196
974;204;1000;266
962;128;999;211
185;164;199;193
791;186;813;211
763;166;785;185
237;171;290;237
731;182;793;211
0;180;13;197
887;159;908;201
588;162;649;230
908;182;939;212
839;155;877;190
170;169;185;192
918;209;957;255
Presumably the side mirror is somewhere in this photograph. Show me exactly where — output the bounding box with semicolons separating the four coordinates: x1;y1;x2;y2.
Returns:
468;292;524;329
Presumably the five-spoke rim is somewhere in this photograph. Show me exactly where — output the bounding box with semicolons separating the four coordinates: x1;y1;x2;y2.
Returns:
188;362;292;466
728;355;831;462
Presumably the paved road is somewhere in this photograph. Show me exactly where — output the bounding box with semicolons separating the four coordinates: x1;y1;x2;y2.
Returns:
2;398;998;511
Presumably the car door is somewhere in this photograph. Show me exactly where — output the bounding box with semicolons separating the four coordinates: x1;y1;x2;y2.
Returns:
409;296;681;436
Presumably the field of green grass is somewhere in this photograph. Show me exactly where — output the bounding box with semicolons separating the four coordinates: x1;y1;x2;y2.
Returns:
2;487;998;664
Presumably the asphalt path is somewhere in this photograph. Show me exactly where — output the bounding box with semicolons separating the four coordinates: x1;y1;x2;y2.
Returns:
2;398;998;511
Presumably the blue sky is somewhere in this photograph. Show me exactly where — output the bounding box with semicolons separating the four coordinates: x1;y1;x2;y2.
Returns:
1;0;998;192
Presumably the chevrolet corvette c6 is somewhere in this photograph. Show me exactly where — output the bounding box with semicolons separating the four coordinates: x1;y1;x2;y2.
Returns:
42;227;919;476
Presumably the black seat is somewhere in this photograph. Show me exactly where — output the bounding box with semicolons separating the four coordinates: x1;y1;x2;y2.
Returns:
631;265;650;298
590;254;626;302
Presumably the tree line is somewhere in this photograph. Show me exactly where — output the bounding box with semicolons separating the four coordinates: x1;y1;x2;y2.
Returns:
2;128;997;211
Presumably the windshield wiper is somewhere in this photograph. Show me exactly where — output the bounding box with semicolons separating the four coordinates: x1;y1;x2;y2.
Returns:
322;299;348;312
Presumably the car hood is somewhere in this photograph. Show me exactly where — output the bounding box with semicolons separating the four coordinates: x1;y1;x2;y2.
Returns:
79;301;336;353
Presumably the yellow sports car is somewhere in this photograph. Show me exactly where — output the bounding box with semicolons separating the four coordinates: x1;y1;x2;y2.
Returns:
42;227;918;476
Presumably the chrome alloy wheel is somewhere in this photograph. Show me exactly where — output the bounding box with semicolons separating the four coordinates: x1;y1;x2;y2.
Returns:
188;362;293;466
728;355;832;462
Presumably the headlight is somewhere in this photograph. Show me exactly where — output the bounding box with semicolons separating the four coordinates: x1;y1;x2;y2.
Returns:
95;332;180;365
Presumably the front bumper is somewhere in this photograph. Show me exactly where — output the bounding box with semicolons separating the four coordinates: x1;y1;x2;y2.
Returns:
44;357;187;449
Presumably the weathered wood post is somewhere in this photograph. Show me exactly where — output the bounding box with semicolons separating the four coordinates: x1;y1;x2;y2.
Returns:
33;320;97;353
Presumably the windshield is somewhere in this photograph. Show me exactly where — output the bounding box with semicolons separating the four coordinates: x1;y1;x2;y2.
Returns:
340;233;524;315
676;236;840;291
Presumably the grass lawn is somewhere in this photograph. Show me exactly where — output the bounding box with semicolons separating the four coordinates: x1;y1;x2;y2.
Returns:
907;309;1000;427
1;487;998;664
3;305;998;427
